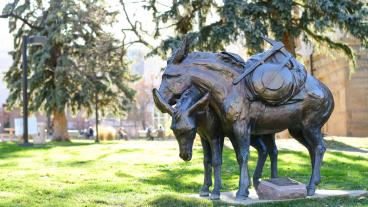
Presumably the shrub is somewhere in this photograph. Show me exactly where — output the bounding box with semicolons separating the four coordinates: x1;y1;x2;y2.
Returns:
98;126;117;141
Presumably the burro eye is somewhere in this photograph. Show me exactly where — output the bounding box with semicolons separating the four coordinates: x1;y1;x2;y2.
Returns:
163;74;181;79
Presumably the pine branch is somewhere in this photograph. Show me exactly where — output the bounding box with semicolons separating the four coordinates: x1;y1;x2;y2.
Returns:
304;27;357;69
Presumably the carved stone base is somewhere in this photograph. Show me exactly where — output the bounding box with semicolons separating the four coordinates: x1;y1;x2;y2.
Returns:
256;177;307;200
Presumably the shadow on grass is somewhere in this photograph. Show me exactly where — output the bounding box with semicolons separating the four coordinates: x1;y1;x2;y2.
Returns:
145;146;368;195
0;140;364;207
142;147;251;194
145;193;368;207
63;148;142;167
144;148;368;205
146;194;225;207
325;139;368;153
249;195;368;207
0;140;96;159
142;162;204;193
277;150;368;190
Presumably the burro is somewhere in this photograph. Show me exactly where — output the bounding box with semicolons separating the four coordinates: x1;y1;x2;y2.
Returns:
153;85;278;200
153;37;334;200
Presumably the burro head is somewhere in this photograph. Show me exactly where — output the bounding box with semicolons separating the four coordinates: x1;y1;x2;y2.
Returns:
158;36;192;106
152;88;209;161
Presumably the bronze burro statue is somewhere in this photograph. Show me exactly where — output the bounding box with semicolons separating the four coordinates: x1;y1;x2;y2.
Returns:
153;37;334;200
153;85;278;200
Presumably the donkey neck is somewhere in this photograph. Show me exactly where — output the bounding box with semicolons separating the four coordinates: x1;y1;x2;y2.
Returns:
188;67;229;102
187;66;248;128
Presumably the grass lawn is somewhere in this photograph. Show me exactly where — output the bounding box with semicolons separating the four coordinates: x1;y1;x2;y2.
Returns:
0;139;367;207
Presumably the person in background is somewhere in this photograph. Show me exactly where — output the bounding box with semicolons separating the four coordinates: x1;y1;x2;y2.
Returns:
118;127;128;140
87;126;94;139
157;126;164;139
146;127;154;141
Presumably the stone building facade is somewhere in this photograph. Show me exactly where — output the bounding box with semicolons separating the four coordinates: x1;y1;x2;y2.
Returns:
304;38;368;137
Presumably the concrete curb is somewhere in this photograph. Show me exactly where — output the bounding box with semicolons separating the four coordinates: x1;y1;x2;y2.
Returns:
187;189;368;205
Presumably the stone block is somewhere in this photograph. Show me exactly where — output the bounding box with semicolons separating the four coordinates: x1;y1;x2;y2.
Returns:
256;177;307;200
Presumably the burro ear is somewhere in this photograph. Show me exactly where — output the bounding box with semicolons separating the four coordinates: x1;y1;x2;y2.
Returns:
152;89;175;116
188;93;210;115
168;35;190;64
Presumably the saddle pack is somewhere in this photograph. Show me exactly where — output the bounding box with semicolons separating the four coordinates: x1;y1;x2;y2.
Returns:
232;37;307;105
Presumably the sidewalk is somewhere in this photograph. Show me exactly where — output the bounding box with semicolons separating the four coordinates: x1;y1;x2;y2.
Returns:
224;136;368;153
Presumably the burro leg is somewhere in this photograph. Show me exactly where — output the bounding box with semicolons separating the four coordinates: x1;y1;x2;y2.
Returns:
199;138;212;197
302;127;326;196
233;121;251;200
209;136;223;200
265;134;278;178
251;136;268;188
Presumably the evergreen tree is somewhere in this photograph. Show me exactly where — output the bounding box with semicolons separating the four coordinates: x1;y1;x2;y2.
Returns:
144;0;367;62
1;0;137;141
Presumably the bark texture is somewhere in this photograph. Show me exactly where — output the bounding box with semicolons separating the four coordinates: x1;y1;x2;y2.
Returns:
52;110;70;141
282;32;296;56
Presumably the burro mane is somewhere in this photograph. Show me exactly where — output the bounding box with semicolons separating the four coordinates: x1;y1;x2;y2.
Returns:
182;52;244;79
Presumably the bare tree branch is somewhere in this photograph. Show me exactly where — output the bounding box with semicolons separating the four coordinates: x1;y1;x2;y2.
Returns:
120;0;153;49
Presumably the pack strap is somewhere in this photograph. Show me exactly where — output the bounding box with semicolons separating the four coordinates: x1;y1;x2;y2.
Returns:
233;37;286;85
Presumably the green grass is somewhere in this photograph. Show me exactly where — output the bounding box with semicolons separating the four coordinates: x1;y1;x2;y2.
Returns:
0;140;367;207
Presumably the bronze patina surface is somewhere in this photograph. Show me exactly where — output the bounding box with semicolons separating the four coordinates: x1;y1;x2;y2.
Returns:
153;86;278;200
153;37;334;200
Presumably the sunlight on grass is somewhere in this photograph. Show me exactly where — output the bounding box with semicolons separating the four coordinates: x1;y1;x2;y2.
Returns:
0;140;366;207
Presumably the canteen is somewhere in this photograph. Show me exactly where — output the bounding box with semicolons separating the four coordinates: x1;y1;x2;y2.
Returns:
251;63;294;104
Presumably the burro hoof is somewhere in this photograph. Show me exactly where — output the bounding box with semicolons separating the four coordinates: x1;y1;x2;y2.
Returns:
235;195;248;201
199;191;210;197
235;190;248;201
307;186;316;196
210;193;220;200
253;181;260;190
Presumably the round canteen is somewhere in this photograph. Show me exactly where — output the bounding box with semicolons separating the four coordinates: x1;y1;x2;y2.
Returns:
251;63;294;104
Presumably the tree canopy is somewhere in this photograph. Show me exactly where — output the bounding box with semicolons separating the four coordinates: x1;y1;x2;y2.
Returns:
1;0;137;141
1;0;367;140
143;0;367;63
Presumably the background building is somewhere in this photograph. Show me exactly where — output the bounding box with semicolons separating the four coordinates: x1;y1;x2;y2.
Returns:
302;36;368;137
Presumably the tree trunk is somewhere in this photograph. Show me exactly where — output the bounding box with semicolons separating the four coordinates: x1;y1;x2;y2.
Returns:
52;110;70;141
282;32;296;56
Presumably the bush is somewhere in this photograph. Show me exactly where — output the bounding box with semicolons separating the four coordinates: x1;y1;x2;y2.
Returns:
98;126;117;141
